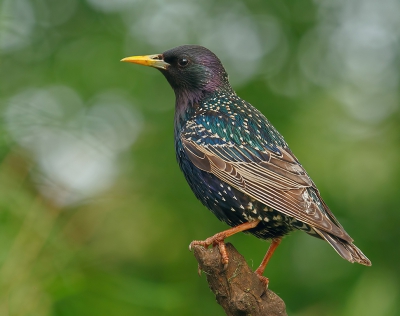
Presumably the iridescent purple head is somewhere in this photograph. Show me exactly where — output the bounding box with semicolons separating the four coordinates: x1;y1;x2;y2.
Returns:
161;45;231;94
122;45;232;101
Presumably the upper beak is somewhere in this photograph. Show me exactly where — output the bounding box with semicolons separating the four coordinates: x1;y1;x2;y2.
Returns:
120;54;169;70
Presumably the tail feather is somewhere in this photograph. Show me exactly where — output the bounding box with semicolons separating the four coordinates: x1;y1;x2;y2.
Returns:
313;228;372;266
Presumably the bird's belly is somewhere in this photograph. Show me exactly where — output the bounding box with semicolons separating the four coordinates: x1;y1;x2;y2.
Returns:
177;148;294;239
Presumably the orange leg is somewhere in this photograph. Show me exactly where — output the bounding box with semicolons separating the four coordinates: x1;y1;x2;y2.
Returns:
189;220;261;267
255;237;282;286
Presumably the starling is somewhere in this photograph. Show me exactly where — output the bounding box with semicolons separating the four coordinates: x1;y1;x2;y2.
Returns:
121;45;371;284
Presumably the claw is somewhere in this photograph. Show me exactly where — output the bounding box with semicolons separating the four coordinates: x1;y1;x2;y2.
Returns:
217;241;229;267
189;239;210;252
189;238;229;268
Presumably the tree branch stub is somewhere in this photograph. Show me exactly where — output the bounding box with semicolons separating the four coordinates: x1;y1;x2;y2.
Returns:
192;243;287;316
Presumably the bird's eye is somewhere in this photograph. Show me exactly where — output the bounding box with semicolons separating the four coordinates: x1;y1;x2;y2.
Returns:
178;58;189;67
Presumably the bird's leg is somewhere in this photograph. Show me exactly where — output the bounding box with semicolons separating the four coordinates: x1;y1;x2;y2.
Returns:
255;237;282;287
189;220;261;267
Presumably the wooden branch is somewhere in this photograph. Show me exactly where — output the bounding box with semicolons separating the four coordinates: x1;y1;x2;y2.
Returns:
192;243;287;316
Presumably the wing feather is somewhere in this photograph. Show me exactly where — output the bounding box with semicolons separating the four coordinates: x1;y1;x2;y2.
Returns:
182;136;353;242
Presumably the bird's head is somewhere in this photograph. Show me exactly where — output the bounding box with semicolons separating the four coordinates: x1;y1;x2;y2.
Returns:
121;45;232;102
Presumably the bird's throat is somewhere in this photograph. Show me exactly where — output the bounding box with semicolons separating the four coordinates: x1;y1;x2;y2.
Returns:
173;91;201;134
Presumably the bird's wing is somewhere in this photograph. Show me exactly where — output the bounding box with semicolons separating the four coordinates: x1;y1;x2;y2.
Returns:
180;119;352;242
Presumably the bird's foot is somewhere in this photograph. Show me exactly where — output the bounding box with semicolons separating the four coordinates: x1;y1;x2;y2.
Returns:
189;232;229;268
255;270;269;289
189;221;261;270
252;237;281;289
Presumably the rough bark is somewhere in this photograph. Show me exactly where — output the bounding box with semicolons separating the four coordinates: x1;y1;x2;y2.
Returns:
192;243;287;316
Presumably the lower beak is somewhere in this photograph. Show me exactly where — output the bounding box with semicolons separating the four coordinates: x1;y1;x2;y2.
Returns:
120;54;169;70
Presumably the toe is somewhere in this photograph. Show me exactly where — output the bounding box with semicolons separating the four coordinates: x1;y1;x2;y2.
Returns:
256;274;269;289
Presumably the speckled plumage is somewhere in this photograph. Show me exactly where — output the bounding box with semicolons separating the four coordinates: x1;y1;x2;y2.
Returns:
122;45;371;268
175;91;295;240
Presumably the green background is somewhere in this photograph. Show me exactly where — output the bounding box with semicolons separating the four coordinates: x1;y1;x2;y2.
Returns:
1;0;399;315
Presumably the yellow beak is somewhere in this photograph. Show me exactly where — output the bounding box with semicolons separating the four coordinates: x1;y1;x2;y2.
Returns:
120;54;169;70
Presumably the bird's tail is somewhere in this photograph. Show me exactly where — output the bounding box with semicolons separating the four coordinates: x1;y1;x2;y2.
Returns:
313;228;371;266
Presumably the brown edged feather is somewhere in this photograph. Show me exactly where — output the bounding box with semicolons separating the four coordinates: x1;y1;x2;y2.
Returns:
182;137;353;242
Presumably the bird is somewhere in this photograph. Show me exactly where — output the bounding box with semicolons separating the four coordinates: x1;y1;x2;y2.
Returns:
121;45;371;284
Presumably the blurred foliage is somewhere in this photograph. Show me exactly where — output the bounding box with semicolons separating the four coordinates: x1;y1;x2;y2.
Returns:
1;0;400;315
